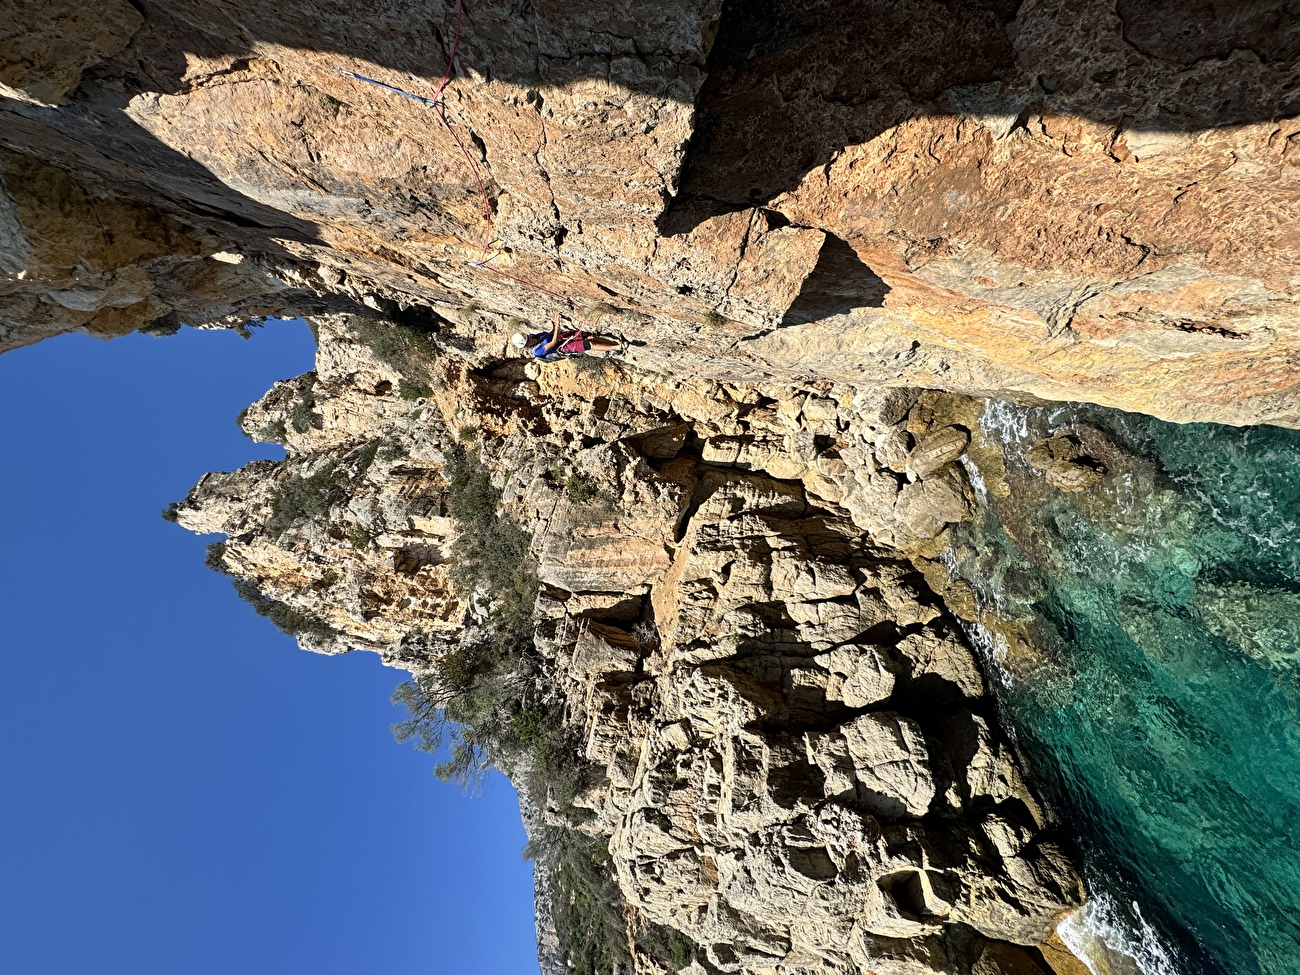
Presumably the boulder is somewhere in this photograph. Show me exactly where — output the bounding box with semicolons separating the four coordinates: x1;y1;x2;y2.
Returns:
1025;435;1106;493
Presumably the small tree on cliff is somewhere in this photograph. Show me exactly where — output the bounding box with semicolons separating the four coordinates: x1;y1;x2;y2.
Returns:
390;445;637;975
391;444;547;786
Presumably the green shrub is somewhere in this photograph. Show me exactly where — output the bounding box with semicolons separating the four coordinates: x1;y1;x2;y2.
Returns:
264;438;387;539
377;441;407;462
259;419;289;444
442;445;537;645
391;444;538;723
551;466;612;509
641;923;696;972
344;314;442;388
390;446;644;974
231;577;336;642
563;470;596;504
288;396;319;434
266;460;345;537
349;524;373;550
160;502;181;523
539;825;632;975
398;377;432;400
392;446;554;785
353;440;381;476
204;541;229;573
508;706;549;748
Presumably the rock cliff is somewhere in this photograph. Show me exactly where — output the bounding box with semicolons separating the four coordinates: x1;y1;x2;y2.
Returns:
2;0;1298;423
171;313;1084;974
5;2;1299;973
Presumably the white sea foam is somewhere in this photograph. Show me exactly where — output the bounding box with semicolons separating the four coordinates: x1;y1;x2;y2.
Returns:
980;397;1032;452
1058;888;1186;975
959;454;989;502
1187;480;1297;557
958;616;1015;692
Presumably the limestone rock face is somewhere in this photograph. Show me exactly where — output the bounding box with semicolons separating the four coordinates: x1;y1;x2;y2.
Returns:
11;1;1294;972
0;0;1297;427
0;149;311;352
173;314;469;665
555;474;1077;973
174;315;1082;974
907;426;972;480
0;0;142;104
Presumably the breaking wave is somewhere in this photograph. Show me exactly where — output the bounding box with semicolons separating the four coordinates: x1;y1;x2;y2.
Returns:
951;398;1300;975
1058;888;1184;975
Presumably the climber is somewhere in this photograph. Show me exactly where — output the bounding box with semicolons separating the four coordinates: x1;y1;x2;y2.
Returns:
511;311;626;361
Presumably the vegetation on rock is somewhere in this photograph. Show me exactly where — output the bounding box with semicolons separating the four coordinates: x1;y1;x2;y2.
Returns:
534;824;631;975
398;377;432;400
230;577;337;642
266;441;380;539
343;314;441;390
391;445;637;975
287;385;320;433
258;418;289;444
204;541;228;572
266;459;346;538
392;444;552;784
202;539;337;642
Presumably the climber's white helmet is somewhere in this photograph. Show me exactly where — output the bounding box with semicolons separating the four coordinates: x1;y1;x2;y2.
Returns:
510;332;528;350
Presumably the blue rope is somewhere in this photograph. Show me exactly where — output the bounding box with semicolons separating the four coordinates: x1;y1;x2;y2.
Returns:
338;70;438;106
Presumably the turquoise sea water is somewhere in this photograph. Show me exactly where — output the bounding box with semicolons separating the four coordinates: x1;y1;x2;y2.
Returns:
952;402;1300;975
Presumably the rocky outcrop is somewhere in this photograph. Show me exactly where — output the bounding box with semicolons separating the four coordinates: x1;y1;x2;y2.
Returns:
0;0;142;105
1;0;1298;426
173;313;1082;974
0;147;314;351
1024;435;1106;493
554;477;1078;973
8;2;1300;972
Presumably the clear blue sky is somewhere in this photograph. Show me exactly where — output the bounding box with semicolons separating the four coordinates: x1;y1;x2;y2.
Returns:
0;322;538;974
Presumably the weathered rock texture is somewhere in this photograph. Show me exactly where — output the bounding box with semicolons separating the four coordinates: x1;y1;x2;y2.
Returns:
1;0;1298;424
5;2;1298;972
173;314;1082;974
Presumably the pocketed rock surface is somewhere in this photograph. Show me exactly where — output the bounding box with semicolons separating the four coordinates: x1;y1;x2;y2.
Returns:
173;314;1083;974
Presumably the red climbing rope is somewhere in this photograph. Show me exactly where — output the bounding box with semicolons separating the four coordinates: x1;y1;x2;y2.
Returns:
430;0;464;106
426;0;493;247
469;260;575;306
436;100;494;236
341;0;579;314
